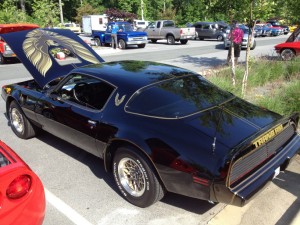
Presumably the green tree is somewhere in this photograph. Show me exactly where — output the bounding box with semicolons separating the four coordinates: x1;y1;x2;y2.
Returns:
74;3;102;24
31;0;60;27
0;0;29;23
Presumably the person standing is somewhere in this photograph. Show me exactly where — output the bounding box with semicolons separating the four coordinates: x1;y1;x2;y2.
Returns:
111;23;119;49
227;21;244;65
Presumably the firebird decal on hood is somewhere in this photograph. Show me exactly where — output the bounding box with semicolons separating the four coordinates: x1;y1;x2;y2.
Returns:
22;29;101;77
2;28;104;88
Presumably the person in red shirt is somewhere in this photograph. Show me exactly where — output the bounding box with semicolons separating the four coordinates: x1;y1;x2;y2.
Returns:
227;21;244;65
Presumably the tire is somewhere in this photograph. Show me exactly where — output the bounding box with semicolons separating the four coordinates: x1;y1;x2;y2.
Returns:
118;39;127;49
250;40;256;50
138;44;146;48
180;40;188;44
0;53;6;64
194;31;199;40
150;39;157;43
113;146;165;208
94;37;101;46
166;35;175;45
9;101;36;139
217;35;224;41
281;49;295;61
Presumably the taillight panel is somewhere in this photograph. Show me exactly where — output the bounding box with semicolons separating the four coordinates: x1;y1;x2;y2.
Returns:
6;175;32;199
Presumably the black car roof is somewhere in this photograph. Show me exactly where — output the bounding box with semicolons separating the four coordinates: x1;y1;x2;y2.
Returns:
72;60;195;92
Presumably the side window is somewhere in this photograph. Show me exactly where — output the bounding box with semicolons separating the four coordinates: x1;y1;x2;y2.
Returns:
195;24;202;29
148;22;156;28
163;21;175;27
58;74;114;110
203;25;210;29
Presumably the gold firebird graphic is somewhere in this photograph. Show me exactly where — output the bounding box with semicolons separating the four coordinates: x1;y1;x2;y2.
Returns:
22;29;100;76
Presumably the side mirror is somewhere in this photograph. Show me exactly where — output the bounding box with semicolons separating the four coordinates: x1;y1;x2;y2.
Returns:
48;91;61;101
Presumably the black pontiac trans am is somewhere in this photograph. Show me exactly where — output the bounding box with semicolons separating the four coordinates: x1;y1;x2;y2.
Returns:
1;28;300;208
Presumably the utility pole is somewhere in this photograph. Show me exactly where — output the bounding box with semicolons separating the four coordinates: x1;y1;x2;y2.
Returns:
59;0;64;24
141;0;144;20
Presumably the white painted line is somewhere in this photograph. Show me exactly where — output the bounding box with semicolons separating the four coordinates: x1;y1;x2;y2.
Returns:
45;188;94;225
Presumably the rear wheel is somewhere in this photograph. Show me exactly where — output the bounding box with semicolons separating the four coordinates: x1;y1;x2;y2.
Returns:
113;146;165;208
180;40;188;44
94;37;102;46
194;31;199;40
166;35;175;45
281;49;295;60
9;101;37;139
118;39;127;49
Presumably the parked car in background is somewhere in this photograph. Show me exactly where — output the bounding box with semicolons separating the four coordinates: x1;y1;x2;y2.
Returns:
289;25;298;33
224;25;256;50
0;23;39;64
265;23;283;36
0;140;45;225
92;21;148;49
57;22;81;34
275;27;300;60
261;25;272;37
267;20;290;34
142;20;195;44
133;20;149;30
254;25;263;37
192;21;227;41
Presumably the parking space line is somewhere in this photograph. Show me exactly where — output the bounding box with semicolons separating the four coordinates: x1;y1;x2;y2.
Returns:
45;188;94;225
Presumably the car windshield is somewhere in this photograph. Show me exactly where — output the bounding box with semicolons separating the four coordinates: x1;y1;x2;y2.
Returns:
118;23;134;32
126;75;234;118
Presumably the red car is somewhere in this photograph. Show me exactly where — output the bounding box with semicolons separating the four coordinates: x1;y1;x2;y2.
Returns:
0;140;45;225
275;27;300;60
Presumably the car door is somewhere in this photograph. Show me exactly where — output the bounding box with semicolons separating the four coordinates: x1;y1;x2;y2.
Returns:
146;22;159;39
104;24;113;43
35;73;115;158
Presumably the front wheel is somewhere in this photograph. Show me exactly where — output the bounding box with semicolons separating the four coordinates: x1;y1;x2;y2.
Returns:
9;101;37;139
113;146;165;208
217;35;224;41
281;49;295;60
138;44;146;48
0;53;6;64
118;39;127;49
250;40;256;50
166;35;175;45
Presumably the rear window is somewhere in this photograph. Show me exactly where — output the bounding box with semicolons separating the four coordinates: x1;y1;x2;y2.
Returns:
126;75;233;118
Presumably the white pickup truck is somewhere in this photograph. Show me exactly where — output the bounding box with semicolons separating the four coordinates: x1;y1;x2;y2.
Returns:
141;20;195;44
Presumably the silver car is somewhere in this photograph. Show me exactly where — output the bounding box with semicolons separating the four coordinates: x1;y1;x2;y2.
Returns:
224;25;256;50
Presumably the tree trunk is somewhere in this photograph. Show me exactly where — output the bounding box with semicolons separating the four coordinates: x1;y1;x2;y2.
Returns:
20;0;26;12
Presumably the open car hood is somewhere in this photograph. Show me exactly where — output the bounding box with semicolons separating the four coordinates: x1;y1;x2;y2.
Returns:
2;28;104;88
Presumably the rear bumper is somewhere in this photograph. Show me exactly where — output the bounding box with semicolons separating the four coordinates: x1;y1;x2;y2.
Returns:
211;134;300;206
